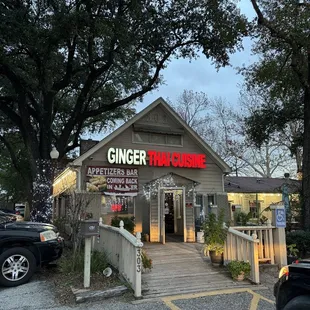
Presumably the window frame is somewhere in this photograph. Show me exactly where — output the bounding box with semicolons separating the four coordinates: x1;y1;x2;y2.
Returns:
132;131;183;147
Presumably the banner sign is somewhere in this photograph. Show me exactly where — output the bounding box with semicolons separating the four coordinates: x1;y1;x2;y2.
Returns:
86;166;138;196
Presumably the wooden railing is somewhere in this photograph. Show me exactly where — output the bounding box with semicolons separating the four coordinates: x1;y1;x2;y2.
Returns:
96;219;143;298
232;220;275;264
224;227;260;283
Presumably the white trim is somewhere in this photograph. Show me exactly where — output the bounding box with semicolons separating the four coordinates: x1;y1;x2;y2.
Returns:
69;97;231;173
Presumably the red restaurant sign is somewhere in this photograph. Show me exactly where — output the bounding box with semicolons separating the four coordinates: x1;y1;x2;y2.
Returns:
107;148;206;169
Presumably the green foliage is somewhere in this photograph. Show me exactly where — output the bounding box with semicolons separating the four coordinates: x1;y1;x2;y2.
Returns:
0;0;249;214
141;250;152;271
203;209;228;254
287;244;299;257
227;261;251;279
241;1;307;173
204;243;225;256
286;231;310;257
111;216;135;234
234;211;252;226
60;250;108;274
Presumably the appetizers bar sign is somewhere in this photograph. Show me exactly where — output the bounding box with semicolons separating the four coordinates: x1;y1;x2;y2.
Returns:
86;166;138;195
107;148;206;169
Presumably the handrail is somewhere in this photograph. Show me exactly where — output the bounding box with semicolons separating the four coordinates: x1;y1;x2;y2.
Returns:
233;226;275;230
97;219;143;298
99;223;143;247
228;227;259;242
225;227;260;283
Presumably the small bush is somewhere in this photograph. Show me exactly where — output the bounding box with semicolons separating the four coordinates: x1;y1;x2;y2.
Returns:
286;230;310;257
111;216;135;234
227;261;251;279
60;250;109;274
141;250;152;270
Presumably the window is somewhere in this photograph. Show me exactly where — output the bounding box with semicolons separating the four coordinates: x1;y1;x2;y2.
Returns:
249;201;260;219
150;133;166;144
167;135;182;145
133;131;182;146
133;132;149;143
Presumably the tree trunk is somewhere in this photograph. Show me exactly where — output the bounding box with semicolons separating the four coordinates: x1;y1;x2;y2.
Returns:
30;158;53;222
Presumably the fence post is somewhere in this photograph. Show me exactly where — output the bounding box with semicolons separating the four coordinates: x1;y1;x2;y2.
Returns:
134;232;143;298
271;205;287;267
266;219;275;264
250;233;260;284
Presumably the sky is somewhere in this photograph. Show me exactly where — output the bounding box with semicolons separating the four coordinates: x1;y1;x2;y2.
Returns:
135;1;257;113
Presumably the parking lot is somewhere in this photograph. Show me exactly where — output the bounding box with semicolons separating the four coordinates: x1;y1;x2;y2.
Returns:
0;278;275;310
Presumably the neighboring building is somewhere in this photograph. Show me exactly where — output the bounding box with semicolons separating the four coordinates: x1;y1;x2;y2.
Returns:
225;176;301;222
52;98;231;243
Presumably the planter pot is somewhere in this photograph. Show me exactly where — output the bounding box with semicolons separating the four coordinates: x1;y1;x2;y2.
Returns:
209;251;223;266
236;272;245;281
287;256;298;265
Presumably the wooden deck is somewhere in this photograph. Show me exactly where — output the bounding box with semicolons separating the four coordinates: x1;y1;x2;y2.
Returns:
142;235;253;298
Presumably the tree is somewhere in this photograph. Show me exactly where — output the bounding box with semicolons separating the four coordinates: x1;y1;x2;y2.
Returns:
247;0;310;228
0;0;248;221
171;90;296;177
240;86;303;174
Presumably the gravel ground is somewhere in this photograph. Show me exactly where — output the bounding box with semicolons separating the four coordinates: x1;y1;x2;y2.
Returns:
0;279;169;310
0;266;278;310
172;292;253;310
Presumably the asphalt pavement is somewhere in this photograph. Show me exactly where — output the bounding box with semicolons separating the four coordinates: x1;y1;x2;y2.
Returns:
0;279;275;310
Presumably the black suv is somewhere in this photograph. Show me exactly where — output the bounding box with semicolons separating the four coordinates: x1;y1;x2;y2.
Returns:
274;260;310;309
0;214;63;287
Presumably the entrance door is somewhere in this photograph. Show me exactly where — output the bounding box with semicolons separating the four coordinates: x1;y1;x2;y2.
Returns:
159;188;186;243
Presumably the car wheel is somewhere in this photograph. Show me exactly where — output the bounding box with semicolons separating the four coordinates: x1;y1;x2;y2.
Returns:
0;247;36;287
283;295;310;310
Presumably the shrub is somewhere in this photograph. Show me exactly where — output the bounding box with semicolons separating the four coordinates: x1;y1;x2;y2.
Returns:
234;211;251;226
203;209;228;253
286;230;310;257
287;244;299;257
111;216;135;234
141;250;152;270
60;250;109;274
227;261;251;279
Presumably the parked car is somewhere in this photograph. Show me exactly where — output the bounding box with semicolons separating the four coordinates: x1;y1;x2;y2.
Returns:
274;260;310;309
0;215;63;287
15;205;26;217
0;209;24;222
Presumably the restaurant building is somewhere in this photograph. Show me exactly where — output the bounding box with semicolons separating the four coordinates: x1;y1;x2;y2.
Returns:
53;98;231;243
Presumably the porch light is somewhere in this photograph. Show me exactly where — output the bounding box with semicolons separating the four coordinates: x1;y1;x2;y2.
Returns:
50;147;59;159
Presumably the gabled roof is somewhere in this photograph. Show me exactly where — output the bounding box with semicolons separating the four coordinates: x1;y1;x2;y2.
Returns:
70;97;231;173
225;176;301;194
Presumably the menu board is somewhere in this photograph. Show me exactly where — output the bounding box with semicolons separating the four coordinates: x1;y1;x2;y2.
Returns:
86;166;138;196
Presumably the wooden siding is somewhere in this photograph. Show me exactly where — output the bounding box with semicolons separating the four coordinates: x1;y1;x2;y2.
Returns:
150;194;159;242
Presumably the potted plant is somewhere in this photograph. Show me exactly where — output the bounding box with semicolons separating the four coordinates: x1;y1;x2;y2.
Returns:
227;260;251;281
287;244;299;264
203;209;228;266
